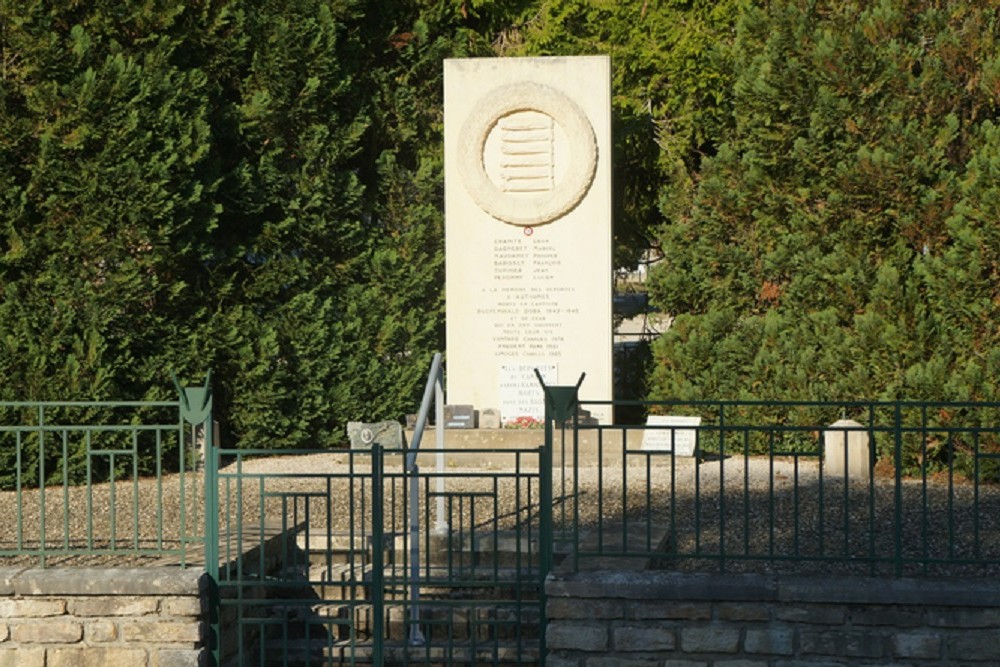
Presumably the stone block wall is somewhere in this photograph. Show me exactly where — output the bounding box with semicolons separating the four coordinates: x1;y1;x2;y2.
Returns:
546;571;1000;665
0;567;207;667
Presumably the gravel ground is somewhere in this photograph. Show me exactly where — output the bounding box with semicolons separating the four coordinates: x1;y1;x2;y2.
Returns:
2;451;998;577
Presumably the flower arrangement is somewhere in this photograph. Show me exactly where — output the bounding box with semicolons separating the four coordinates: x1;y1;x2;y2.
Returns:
503;415;544;429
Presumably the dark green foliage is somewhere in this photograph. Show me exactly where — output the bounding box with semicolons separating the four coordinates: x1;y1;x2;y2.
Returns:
201;0;371;448
0;0;457;462
0;2;216;403
648;1;1000;422
3;0;998;482
514;0;741;268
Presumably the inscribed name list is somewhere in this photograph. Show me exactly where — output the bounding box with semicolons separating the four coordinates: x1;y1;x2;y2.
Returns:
499;363;556;423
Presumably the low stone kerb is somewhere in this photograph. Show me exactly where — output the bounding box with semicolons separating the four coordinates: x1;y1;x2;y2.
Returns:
12;568;203;597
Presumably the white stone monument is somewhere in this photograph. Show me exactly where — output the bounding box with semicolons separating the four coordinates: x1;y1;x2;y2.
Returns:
444;56;613;424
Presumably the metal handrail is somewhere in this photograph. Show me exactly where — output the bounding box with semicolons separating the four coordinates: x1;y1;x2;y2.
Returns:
406;352;443;470
404;351;445;646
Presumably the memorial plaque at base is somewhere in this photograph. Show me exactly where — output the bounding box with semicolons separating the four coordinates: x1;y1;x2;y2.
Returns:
444;404;478;429
499;363;556;424
641;416;701;457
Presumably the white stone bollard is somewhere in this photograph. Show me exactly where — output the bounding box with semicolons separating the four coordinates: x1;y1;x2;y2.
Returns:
823;419;872;484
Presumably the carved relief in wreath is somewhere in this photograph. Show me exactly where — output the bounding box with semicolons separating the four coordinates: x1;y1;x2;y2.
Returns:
457;82;598;226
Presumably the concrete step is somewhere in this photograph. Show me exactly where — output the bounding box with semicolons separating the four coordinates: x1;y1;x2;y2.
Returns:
555;521;672;572
298;531;402;568
300;529;554;570
313;600;542;642
248;636;542;666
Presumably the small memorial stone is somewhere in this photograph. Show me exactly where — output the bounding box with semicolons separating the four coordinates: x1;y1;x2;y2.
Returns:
566;407;599;426
641;415;701;456
480;408;502;429
444;404;478;429
347;421;405;450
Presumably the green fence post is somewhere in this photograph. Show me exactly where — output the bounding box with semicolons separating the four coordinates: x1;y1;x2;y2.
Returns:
536;371;585;667
175;373;218;665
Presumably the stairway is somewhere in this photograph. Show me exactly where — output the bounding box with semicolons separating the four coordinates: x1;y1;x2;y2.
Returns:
230;528;545;666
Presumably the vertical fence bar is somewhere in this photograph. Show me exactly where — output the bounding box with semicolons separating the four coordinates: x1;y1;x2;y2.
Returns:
16;431;23;550
155;430;164;550
371;444;385;667
435;374;446;532
179;421;187;559
204;424;219;667
948;427;956;560
718;405;726;573
817;422;825;561
768;431;775;559
109;454;117;552
743;428;750;558
86;431;93;550
176;375;218;665
973;429;981;560
38;405;46;567
62;430;69;552
538;372;583;667
920;404;929;574
867;404;877;575
694;417;701;557
539;429;553;666
132;429;140;550
894;402;904;577
408;456;424;646
204;416;219;667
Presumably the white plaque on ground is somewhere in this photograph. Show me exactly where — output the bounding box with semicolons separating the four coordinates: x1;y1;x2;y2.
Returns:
642;416;702;456
444;56;613;424
499;363;556;424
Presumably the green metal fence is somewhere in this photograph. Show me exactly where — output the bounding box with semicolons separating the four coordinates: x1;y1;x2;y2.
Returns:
6;377;999;665
553;398;1000;578
206;443;546;666
0;387;210;567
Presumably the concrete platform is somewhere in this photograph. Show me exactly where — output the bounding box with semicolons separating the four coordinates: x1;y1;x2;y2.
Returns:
403;427;696;469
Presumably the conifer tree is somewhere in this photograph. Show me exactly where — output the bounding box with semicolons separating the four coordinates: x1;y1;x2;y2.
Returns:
515;0;741;267
0;2;216;402
647;1;1000;408
193;0;372;448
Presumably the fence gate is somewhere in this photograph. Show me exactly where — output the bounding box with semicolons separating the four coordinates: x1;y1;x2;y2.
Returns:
206;442;548;666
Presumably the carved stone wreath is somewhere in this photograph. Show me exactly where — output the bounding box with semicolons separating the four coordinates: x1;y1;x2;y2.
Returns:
457;82;598;226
